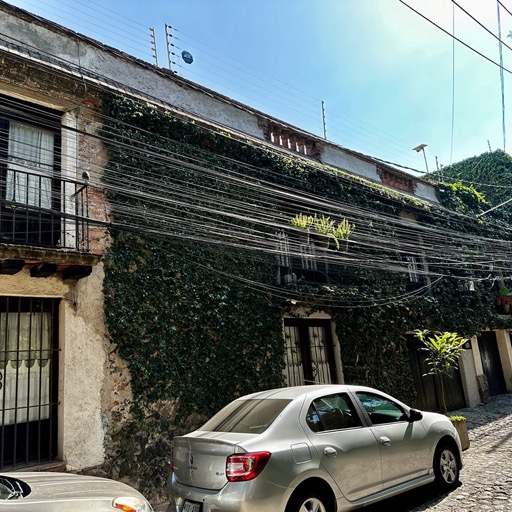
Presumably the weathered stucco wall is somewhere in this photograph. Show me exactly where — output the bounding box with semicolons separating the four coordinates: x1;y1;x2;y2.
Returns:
0;46;127;470
0;263;126;469
59;263;109;469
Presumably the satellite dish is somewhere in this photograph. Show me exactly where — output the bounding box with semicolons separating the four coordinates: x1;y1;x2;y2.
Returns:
182;50;193;64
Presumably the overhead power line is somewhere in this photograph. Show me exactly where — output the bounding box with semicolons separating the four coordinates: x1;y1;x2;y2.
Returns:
399;0;512;75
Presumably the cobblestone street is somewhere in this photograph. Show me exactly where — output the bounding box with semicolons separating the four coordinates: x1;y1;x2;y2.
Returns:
154;394;512;512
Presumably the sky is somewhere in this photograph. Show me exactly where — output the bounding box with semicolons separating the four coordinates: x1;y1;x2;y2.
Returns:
5;0;512;175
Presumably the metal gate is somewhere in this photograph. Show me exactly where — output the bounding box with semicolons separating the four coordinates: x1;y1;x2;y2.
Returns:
478;332;507;396
283;319;338;386
0;297;59;469
407;334;466;412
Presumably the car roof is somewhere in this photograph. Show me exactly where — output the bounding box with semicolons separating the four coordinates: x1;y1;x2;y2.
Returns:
238;384;381;401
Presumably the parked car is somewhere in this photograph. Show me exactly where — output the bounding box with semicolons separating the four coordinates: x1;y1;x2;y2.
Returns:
0;471;153;511
168;385;462;512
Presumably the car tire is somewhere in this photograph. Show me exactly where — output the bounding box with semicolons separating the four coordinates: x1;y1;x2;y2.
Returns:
433;443;460;490
286;490;332;512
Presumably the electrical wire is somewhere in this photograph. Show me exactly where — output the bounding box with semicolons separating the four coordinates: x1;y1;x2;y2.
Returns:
399;0;512;75
5;0;429;170
2;24;512;306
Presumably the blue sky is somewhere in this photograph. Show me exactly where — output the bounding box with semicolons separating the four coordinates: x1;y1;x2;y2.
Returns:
6;0;512;174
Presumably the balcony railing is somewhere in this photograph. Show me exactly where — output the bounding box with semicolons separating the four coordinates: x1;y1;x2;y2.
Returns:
0;169;90;252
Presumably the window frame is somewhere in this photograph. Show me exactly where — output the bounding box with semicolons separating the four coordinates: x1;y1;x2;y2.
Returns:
306;392;363;433
355;391;409;426
0;95;62;247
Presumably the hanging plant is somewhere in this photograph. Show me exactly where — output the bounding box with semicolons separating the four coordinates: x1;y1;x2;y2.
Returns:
331;218;355;250
289;213;314;229
289;213;314;243
311;215;355;250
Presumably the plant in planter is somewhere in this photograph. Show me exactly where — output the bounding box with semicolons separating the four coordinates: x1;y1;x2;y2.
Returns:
311;215;336;248
414;329;467;415
448;414;470;451
289;213;314;243
331;218;355;250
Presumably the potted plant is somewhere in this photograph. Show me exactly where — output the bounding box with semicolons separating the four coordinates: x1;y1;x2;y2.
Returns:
311;215;335;248
448;414;470;451
331;218;355;251
289;213;314;243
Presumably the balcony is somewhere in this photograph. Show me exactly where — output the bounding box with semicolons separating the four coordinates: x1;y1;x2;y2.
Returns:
0;169;100;280
0;168;91;250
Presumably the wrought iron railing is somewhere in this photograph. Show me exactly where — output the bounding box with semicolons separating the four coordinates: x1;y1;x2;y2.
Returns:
0;169;90;251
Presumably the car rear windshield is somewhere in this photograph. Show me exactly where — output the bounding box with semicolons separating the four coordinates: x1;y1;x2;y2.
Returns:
201;398;291;434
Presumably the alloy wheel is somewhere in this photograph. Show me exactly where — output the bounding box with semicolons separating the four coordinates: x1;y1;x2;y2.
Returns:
439;448;458;483
299;497;327;512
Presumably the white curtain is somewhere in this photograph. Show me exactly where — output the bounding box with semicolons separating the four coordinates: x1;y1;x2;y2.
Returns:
6;121;54;209
0;312;51;425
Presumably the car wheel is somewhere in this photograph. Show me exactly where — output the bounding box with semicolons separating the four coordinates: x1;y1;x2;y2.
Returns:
434;444;460;490
286;491;332;512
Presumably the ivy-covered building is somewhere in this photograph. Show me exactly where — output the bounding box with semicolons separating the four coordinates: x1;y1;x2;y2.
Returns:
1;0;512;500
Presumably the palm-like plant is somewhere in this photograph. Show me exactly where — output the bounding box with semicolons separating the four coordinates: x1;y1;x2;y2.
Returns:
414;329;467;414
289;213;314;229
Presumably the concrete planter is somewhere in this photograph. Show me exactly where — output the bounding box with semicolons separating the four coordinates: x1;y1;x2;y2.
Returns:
450;417;470;451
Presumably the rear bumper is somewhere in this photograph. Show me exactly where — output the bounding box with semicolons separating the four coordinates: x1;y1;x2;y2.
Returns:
167;472;287;512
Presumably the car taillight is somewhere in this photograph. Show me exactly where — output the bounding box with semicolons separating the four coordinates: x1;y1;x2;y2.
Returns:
226;451;271;482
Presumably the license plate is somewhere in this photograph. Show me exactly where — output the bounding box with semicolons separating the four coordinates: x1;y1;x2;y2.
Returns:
183;500;202;512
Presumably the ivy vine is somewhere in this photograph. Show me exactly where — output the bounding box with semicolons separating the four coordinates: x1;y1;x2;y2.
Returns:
99;95;512;500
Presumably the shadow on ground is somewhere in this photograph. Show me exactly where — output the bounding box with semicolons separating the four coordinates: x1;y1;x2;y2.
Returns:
361;483;457;512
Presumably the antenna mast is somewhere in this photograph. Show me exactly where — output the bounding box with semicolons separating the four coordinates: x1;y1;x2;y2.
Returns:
165;24;176;72
150;27;158;66
321;100;327;140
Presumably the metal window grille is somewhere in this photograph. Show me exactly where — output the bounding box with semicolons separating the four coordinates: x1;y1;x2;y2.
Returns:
0;297;59;470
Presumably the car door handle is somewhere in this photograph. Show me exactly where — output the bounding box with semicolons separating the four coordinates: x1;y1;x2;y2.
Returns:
324;447;337;458
380;436;391;447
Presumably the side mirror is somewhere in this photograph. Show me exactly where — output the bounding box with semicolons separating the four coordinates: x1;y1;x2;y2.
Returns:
408;409;423;422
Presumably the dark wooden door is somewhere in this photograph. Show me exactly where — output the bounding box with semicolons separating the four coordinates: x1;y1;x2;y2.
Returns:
407;334;466;412
478;332;506;396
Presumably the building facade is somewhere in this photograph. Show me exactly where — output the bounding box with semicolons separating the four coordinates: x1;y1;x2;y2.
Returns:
0;1;511;494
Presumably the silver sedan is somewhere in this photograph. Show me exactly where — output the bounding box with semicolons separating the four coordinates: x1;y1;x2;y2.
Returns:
168;384;462;512
0;471;153;511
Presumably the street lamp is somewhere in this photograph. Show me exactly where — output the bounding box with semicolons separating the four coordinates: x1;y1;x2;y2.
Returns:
413;143;429;174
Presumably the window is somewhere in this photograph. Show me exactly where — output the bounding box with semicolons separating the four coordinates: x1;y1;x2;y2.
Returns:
276;231;330;285
356;392;407;425
406;255;421;283
306;393;362;432
283;319;338;386
6;121;54;208
0;95;61;247
201;398;291;434
300;243;317;271
0;297;59;469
